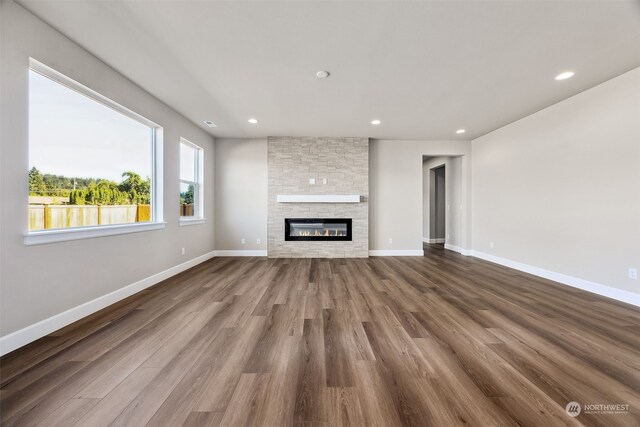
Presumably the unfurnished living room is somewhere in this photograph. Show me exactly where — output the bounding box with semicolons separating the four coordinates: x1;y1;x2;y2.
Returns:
0;0;639;426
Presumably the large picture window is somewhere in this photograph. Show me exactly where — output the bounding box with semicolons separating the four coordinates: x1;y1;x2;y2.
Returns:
179;139;204;222
27;59;162;244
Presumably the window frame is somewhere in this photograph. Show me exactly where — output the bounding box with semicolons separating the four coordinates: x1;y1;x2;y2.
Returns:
179;138;205;226
24;58;165;246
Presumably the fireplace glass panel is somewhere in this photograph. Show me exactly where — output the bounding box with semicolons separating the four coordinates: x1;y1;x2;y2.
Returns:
285;218;352;241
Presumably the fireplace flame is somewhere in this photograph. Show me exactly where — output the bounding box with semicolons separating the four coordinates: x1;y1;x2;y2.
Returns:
296;228;345;237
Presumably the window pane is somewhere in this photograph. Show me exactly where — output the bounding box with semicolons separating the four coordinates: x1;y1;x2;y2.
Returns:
28;69;153;231
179;182;195;217
180;143;196;182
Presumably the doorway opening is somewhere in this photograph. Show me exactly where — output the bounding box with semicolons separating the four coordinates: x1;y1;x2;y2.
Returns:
422;155;465;255
425;164;446;245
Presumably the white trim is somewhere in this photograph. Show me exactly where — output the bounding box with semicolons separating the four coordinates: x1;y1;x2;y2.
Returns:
471;251;640;307
29;58;159;128
0;250;216;356
434;238;446;244
214;250;267;257
28;58;164;229
276;194;360;203
179;218;206;227
180;137;204;220
24;222;167;246
444;243;472;256
369;250;424;256
423;238;445;244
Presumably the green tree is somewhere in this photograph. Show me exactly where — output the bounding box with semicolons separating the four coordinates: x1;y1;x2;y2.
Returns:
69;189;87;205
29;167;47;195
183;184;194;205
119;171;151;204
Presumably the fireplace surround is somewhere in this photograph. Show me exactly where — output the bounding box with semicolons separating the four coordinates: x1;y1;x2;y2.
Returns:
268;136;368;258
285;218;352;241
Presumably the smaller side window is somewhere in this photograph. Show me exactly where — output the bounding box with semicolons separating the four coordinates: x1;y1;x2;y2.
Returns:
179;139;204;220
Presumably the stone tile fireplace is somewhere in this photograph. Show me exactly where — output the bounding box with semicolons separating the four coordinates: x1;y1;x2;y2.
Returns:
267;136;368;258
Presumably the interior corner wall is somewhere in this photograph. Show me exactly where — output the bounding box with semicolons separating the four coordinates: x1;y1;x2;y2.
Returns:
370;140;471;253
0;2;216;341
472;66;640;295
214;138;268;251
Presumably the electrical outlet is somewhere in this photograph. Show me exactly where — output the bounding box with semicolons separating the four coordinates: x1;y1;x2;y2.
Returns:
388;238;393;244
489;241;494;249
181;247;185;255
241;238;246;245
322;178;327;185
256;238;261;245
309;178;316;185
446;234;450;239
629;268;638;280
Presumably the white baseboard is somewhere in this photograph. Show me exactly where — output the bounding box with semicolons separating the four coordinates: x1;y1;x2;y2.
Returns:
0;250;217;356
214;250;267;257
444;244;472;256
369;250;424;256
471;251;640;307
423;238;445;244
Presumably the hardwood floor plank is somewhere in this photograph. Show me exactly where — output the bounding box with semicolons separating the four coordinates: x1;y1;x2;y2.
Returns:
34;397;100;427
2;246;638;427
294;318;327;424
183;411;224;427
74;366;161;426
218;373;271;426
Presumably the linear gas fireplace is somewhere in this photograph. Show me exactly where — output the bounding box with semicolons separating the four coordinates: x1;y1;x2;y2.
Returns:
285;218;352;241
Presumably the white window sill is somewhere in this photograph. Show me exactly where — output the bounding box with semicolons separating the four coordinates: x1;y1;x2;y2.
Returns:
24;222;167;246
179;218;206;226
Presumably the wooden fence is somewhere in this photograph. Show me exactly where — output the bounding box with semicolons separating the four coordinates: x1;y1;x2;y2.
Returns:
28;204;151;231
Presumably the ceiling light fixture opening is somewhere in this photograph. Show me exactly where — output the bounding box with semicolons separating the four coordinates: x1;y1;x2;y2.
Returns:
248;118;258;124
371;119;381;125
456;129;466;134
555;71;575;80
203;120;217;127
316;70;330;79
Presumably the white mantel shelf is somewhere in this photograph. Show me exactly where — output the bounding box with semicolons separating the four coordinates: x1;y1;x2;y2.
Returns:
277;194;361;203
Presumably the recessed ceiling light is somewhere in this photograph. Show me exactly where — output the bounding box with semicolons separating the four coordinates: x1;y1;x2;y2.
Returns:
203;120;217;128
371;119;381;125
555;71;575;80
248;118;258;124
456;129;466;134
316;70;330;79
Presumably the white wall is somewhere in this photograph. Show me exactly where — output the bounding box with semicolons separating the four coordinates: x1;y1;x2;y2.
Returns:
370;140;471;253
214;138;267;251
214;139;472;254
0;2;215;343
472;67;640;295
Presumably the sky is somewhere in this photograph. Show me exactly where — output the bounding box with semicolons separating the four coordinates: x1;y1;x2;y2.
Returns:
29;70;152;183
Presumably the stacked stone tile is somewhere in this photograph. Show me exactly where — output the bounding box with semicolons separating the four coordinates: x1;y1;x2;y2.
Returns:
267;136;369;258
